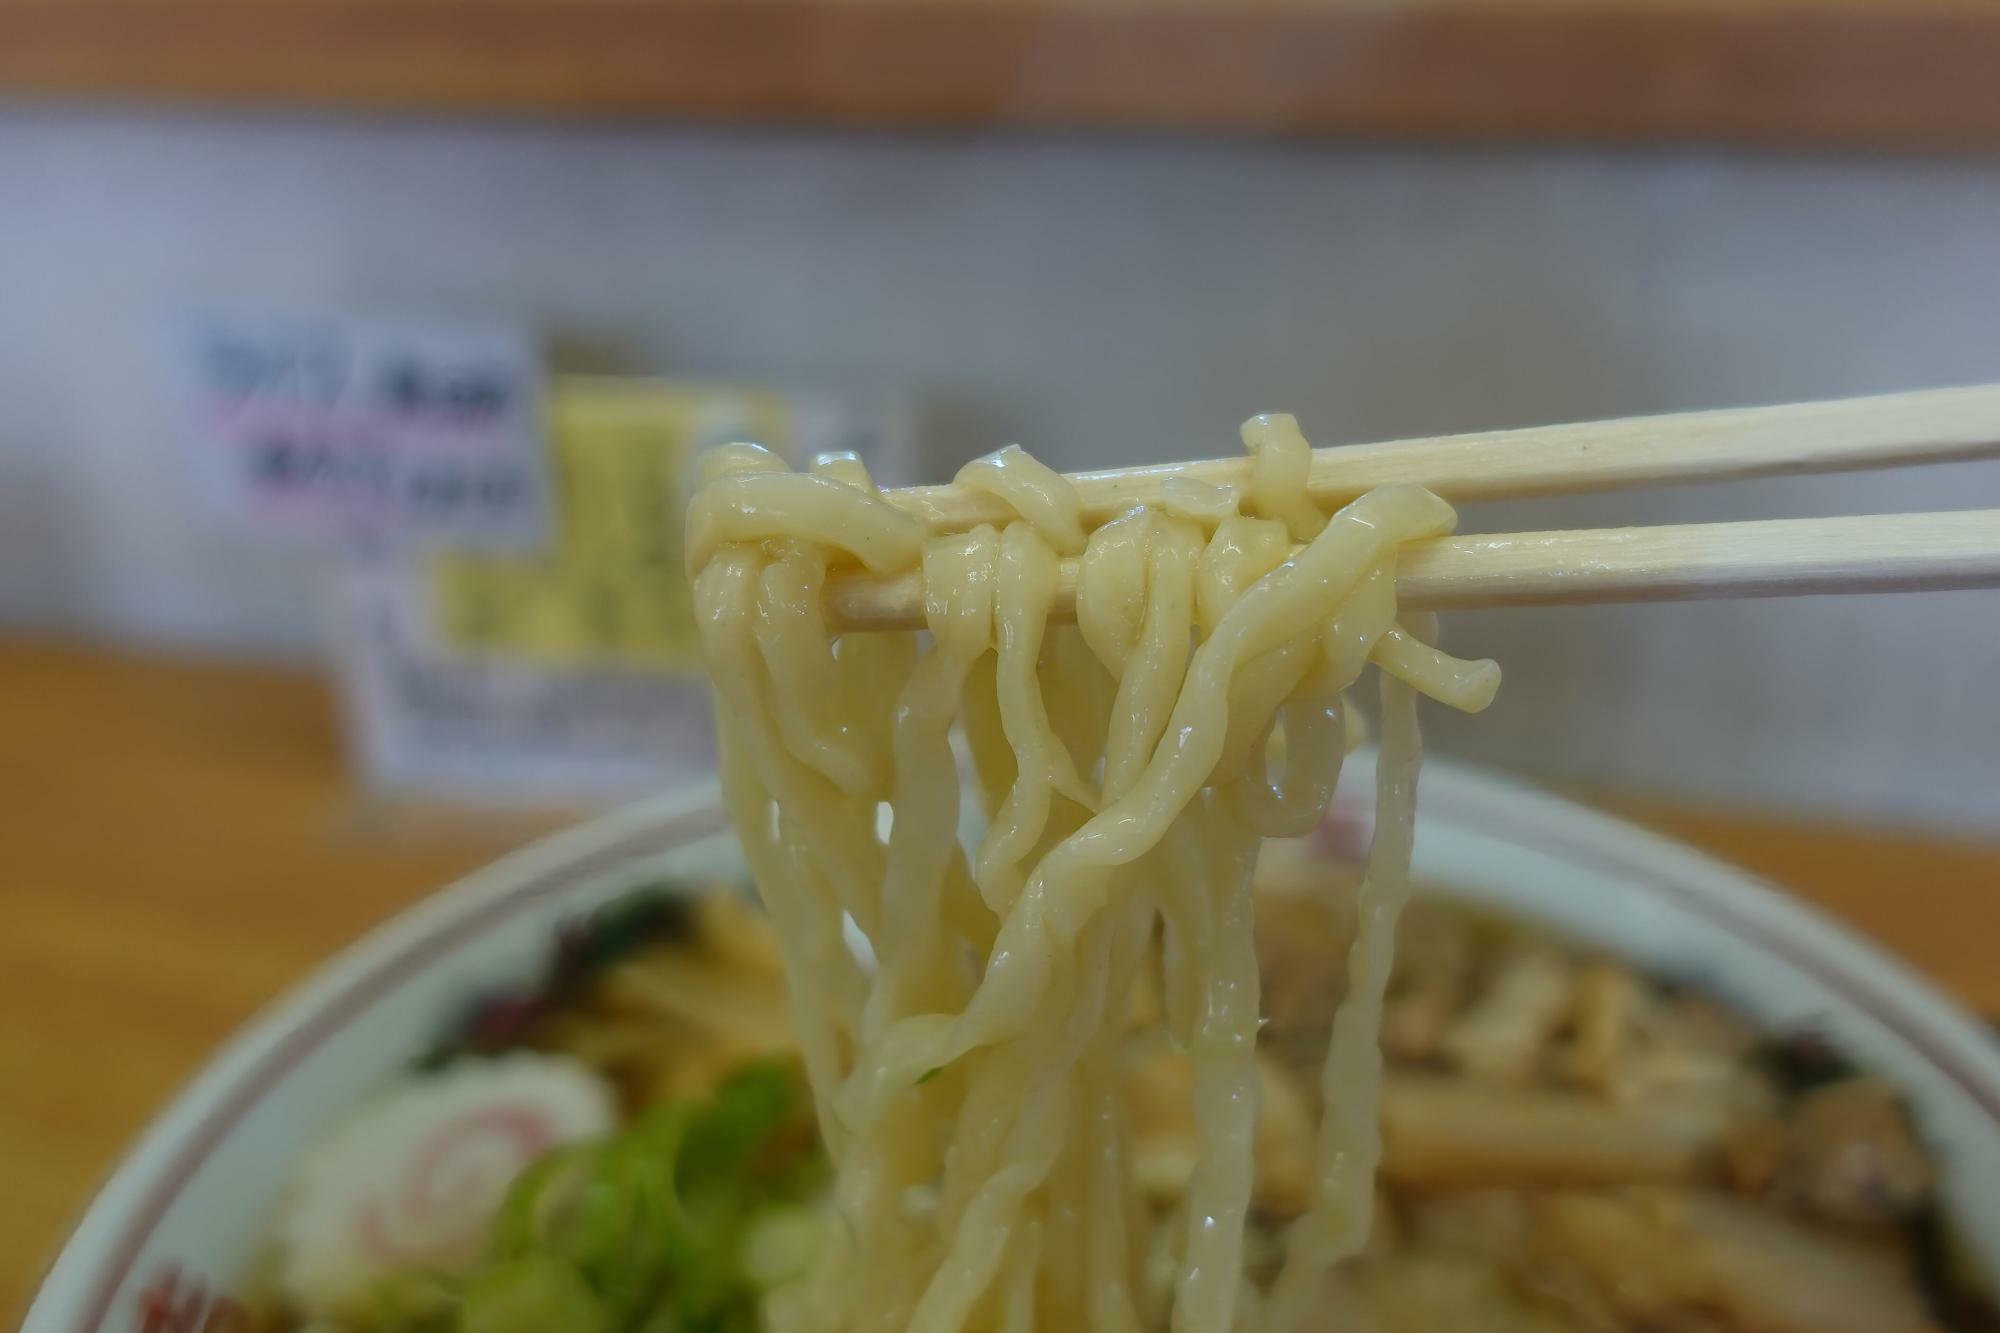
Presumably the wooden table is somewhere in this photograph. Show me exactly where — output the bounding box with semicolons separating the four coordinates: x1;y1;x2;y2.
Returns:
2;636;1995;1320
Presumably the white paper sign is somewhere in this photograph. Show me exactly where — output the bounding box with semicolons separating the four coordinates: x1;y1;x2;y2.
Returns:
174;312;549;547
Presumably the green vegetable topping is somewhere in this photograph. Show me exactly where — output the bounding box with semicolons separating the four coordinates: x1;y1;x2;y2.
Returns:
360;1060;824;1333
462;1256;609;1333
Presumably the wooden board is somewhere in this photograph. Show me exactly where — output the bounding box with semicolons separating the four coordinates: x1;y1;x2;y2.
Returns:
2;636;1996;1315
3;1;2000;146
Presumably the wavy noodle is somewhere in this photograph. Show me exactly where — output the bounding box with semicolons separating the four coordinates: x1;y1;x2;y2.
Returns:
698;439;789;485
688;418;1500;1333
1240;415;1326;542
957;444;1089;557
811;449;877;490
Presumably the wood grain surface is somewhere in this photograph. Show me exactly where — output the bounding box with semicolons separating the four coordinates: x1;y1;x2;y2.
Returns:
1;636;1994;1318
888;387;2000;533
3;1;2000;146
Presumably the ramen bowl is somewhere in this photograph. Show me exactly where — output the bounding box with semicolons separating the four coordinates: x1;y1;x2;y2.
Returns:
23;760;2000;1332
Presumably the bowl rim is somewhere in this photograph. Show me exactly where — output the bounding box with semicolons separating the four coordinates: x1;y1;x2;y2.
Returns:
23;763;2000;1332
22;787;731;1333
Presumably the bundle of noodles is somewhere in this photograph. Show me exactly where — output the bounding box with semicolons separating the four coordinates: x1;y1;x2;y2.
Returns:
684;416;1500;1333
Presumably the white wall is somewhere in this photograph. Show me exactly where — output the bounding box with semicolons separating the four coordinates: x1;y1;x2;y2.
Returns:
2;111;1996;827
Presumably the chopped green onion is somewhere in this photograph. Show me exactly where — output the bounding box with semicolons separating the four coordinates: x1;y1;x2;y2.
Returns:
461;1255;608;1333
365;1060;822;1333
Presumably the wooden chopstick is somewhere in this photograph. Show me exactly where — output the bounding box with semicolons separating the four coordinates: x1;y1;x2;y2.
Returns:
823;510;2000;632
882;385;2000;534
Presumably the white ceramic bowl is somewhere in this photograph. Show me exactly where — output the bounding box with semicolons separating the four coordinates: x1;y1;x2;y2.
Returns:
24;760;2000;1332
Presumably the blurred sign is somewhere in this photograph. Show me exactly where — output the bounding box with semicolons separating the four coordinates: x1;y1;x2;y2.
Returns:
332;562;718;806
331;376;913;806
429;380;781;672
173;312;549;547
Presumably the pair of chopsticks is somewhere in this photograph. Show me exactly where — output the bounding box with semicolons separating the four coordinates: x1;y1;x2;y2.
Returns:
823;385;2000;632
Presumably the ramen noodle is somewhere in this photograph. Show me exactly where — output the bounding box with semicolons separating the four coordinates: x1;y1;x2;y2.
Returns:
686;416;1500;1332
